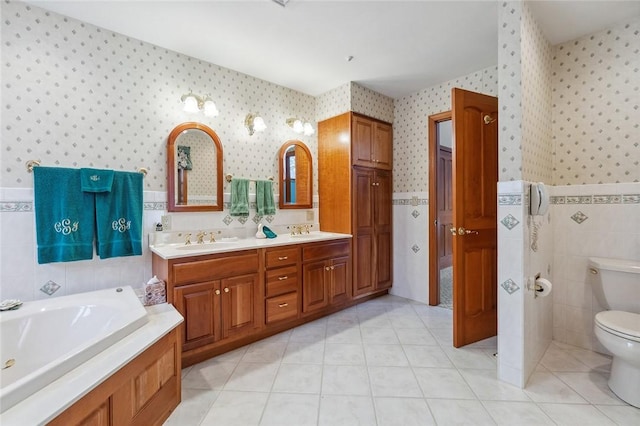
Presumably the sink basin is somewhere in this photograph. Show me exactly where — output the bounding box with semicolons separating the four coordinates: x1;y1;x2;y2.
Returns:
289;233;319;238
175;239;239;250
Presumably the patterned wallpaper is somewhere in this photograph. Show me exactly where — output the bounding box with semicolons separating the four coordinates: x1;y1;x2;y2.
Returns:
315;83;350;122
392;66;498;193
521;3;553;184
0;1;317;194
551;16;640;185
350;83;395;124
498;1;524;182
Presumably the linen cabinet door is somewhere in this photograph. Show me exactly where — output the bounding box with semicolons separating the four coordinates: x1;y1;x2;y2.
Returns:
373;121;393;170
352;167;376;297
174;281;221;351
220;273;259;340
329;255;351;304
375;170;392;290
352;114;375;167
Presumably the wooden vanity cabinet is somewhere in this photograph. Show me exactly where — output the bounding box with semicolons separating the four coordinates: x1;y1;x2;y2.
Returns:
264;246;300;325
302;240;351;315
154;250;262;362
318;112;393;300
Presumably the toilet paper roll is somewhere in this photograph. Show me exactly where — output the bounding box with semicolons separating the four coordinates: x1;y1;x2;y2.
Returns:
534;278;553;297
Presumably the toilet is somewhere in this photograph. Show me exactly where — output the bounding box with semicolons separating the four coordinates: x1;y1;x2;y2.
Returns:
588;257;640;408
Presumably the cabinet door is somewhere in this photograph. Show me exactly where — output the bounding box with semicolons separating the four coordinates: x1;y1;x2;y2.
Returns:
352;168;376;297
329;256;351;304
174;281;220;351
302;260;329;314
221;273;259;340
352;115;375;167
375;170;393;289
373;121;393;170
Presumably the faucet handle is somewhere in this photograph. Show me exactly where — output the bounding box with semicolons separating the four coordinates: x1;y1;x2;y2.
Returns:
196;231;205;244
209;232;216;243
184;233;192;245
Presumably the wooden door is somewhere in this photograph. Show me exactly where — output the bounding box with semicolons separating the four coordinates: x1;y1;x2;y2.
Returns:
220;273;258;339
329;255;351;304
352;115;375;167
375;170;392;290
373;121;393;170
174;281;220;351
451;88;498;347
438;146;453;269
302;260;330;313
352;167;375;297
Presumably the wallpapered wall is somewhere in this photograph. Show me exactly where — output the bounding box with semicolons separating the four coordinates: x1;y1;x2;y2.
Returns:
0;1;317;194
392;66;498;193
315;82;394;124
551;16;640;185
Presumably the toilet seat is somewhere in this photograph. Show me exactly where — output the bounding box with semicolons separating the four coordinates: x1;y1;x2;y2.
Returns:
595;311;640;343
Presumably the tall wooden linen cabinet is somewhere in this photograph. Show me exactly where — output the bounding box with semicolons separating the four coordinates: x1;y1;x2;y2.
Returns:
318;112;393;299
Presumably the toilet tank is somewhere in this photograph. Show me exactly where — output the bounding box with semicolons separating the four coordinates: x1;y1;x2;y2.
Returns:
588;257;640;313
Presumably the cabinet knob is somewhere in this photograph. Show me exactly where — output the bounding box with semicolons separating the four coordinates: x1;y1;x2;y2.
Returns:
278;303;289;308
331;266;335;270
224;287;229;293
215;289;220;295
278;256;288;260
325;266;330;271
278;276;288;281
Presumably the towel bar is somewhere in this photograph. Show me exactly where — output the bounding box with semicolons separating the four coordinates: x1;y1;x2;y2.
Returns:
225;173;274;183
26;160;148;177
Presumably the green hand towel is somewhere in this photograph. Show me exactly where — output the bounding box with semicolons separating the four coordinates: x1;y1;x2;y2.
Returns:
230;178;250;216
256;180;276;216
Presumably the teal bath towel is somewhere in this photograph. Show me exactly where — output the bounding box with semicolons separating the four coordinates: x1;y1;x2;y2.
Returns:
80;168;114;192
230;178;250;217
34;167;95;264
95;171;143;259
256;180;276;216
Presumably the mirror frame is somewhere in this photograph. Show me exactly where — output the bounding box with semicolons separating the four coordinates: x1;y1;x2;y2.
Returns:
167;122;224;212
278;140;313;209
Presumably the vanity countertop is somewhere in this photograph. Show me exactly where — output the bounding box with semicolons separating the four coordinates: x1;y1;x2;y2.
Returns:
149;231;352;259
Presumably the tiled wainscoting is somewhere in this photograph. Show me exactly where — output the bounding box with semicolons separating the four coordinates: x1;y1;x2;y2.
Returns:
550;183;640;353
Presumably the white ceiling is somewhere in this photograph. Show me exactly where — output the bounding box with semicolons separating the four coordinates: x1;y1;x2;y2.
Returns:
26;1;640;99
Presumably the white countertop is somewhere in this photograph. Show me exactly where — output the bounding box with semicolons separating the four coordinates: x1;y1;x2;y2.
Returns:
149;231;352;259
0;304;183;426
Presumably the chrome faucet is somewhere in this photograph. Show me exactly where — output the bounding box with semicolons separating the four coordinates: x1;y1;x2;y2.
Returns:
196;231;205;244
184;233;192;245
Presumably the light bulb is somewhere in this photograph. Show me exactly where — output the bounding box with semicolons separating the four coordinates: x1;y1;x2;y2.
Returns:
203;99;219;117
303;122;314;136
183;95;199;113
253;116;267;132
292;119;304;133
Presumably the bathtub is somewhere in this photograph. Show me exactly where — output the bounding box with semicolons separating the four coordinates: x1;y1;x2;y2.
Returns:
0;286;148;413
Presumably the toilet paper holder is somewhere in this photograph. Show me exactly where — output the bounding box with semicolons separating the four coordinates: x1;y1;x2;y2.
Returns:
528;273;553;298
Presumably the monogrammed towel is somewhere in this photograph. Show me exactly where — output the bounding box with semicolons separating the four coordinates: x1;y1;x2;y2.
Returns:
34;167;95;264
94;171;143;259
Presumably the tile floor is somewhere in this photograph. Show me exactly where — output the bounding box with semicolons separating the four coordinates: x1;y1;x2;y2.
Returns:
165;295;639;425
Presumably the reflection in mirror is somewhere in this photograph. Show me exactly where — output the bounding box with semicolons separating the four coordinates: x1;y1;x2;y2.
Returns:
279;140;312;209
167;122;223;212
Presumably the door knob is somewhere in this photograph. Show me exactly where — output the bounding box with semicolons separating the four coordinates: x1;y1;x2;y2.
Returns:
458;227;479;235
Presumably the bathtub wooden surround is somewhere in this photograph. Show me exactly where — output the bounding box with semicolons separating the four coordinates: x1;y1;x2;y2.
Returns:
48;327;181;426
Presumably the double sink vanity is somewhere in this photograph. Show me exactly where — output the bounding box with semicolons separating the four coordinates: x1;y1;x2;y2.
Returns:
150;229;374;367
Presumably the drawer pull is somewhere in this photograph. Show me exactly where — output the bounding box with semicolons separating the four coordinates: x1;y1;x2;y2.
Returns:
278;303;289;308
278;276;289;281
278;256;289;260
224;287;229;293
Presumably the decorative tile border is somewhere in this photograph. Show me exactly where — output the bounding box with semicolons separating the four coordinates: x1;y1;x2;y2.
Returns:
393;198;428;206
498;194;522;205
0;201;33;212
551;194;640;205
143;202;167;211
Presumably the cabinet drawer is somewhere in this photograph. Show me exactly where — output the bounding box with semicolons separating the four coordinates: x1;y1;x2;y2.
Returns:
265;247;299;268
265;265;298;297
302;240;350;262
266;292;298;324
173;252;258;285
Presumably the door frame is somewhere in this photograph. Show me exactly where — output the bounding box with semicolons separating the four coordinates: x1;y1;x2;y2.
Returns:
428;110;452;306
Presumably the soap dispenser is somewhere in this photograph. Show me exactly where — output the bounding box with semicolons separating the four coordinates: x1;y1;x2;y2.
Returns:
255;223;267;239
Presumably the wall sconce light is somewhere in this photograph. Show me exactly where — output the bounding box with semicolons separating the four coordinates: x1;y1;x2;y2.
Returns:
286;117;315;136
245;113;267;136
180;91;219;117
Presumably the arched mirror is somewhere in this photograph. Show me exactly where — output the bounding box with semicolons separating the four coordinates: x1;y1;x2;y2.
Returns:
278;140;312;209
167;122;223;212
